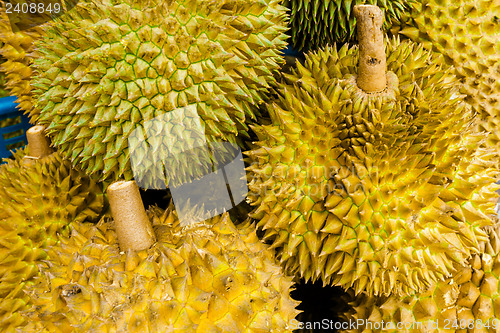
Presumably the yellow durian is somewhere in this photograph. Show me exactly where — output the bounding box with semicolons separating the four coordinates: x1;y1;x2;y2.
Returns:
0;135;105;332
245;6;499;297
23;199;300;332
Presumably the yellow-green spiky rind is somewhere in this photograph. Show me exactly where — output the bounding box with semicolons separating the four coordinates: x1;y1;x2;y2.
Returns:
0;147;105;225
0;55;9;98
0;148;106;332
22;205;300;332
286;0;415;51
0;4;49;119
0;79;9;98
245;38;500;297
341;224;500;332
32;0;288;187
391;0;500;163
0;214;64;333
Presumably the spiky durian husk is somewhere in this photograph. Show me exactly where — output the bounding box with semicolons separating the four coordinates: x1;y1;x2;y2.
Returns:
0;147;105;224
245;38;500;297
0;77;9;98
0;54;9;98
0;215;62;333
31;0;288;187
0;3;48;118
285;0;415;51
23;205;300;332
341;225;500;333
470;62;500;151
0;148;105;332
391;0;500;162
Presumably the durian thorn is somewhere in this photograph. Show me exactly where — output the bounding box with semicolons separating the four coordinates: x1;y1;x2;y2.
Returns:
26;125;54;159
107;180;156;251
354;5;387;93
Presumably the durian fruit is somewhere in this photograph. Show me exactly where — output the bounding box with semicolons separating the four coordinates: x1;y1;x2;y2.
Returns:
0;75;9;98
0;128;105;332
285;0;415;51
391;0;500;158
31;0;289;186
0;214;66;333
0;147;104;224
22;184;300;332
0;2;49;118
245;5;499;297
0;54;9;98
340;224;500;333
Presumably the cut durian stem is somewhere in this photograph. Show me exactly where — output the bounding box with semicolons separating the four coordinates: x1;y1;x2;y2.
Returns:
26;125;53;158
354;5;386;93
107;180;155;251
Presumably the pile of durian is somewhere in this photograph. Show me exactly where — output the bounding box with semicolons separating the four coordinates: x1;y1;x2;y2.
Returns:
0;0;498;332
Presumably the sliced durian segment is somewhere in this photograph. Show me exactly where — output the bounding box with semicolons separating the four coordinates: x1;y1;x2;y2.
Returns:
246;38;500;297
0;147;106;332
32;0;288;186
23;204;300;332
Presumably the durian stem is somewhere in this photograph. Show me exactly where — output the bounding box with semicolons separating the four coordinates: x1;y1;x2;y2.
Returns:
107;180;156;251
26;125;53;158
354;5;386;92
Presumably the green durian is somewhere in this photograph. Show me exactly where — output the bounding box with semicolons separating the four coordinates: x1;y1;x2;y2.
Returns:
341;224;500;332
391;0;500;160
285;0;415;51
245;38;499;297
0;2;50;117
23;204;300;332
0;147;106;332
31;0;288;187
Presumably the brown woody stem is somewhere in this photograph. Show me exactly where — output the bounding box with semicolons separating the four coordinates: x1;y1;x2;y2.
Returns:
26;125;53;158
354;5;386;92
107;180;156;251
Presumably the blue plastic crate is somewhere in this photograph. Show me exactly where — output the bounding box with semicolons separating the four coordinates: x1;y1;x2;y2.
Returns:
0;96;31;160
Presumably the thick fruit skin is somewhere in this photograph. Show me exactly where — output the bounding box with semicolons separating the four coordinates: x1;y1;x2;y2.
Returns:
0;56;9;98
285;0;415;51
0;148;105;333
32;0;288;186
22;206;300;332
0;148;105;224
0;1;51;118
246;38;499;297
341;225;500;333
391;0;500;163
